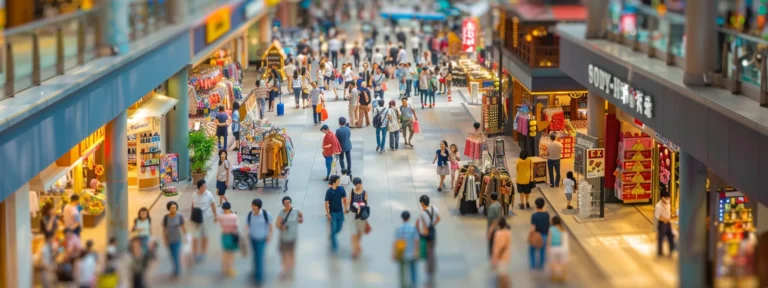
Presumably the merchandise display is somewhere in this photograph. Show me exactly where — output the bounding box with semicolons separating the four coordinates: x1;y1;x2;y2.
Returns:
482;91;504;134
454;164;481;215
654;142;679;216
615;132;653;203
464;132;487;161
513;104;536;136
539;131;574;159
716;191;757;283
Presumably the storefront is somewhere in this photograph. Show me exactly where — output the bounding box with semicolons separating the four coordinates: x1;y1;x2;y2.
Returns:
558;23;767;286
127;91;179;195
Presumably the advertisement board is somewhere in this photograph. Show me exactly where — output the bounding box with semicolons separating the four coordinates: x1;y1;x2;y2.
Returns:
586;148;605;179
462;18;477;53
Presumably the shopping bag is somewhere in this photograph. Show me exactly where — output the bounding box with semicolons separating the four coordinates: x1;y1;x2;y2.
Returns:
413;120;421;133
330;156;342;176
381;82;388;92
321;108;329;121
315;102;324;113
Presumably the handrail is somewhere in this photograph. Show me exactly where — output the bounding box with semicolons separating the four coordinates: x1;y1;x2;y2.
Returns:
633;4;685;25
717;27;768;46
4;6;103;37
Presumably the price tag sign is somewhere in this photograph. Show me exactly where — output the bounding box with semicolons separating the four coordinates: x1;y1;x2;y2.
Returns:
586;148;605;179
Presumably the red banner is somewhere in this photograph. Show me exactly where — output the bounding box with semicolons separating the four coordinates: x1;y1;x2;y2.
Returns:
462;19;477;53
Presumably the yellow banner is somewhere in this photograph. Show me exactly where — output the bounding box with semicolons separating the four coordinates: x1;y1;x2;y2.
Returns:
206;7;232;44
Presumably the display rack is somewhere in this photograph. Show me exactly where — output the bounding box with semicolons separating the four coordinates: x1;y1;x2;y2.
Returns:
615;133;653;203
575;180;601;220
715;190;756;283
482;92;503;134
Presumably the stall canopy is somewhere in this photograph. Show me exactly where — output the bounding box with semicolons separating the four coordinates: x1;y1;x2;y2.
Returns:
130;95;179;119
379;8;447;21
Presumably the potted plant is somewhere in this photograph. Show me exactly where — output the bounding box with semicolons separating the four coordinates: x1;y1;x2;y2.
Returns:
189;131;216;184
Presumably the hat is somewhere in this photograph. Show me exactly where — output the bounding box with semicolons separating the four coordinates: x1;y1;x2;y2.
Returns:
320;124;329;131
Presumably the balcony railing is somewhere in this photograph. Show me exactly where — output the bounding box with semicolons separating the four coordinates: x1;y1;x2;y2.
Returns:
605;4;685;66
717;27;768;105
129;0;173;41
511;37;560;68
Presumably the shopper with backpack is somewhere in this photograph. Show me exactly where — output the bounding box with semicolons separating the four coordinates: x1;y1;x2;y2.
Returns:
162;201;187;277
393;210;419;288
246;198;273;284
373;99;389;153
416;195;441;282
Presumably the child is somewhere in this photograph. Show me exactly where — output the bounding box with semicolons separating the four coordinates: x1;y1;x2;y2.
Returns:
340;169;351;186
563;171;576;210
449;144;461;188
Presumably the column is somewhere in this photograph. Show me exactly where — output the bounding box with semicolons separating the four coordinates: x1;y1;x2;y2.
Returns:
168;0;188;24
683;0;717;85
585;0;609;39
2;184;32;288
105;112;129;250
678;151;708;287
168;68;190;181
104;0;130;54
587;92;605;144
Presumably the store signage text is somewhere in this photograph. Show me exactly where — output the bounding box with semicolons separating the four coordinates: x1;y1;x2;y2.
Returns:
79;127;105;156
587;64;653;119
586;148;606;179
244;0;265;19
462;18;477;53
206;7;232;44
654;132;679;151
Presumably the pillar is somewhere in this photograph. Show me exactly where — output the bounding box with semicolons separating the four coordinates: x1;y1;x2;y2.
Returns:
683;0;717;85
168;68;190;181
678;151;708;287
585;0;609;39
168;0;188;24
587;92;605;145
104;0;130;54
105;112;129;250
2;184;32;288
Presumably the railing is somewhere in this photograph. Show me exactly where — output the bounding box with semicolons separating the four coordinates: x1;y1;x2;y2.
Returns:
511;36;560;68
605;4;685;66
129;0;173;41
2;6;104;99
187;0;232;18
717;27;768;105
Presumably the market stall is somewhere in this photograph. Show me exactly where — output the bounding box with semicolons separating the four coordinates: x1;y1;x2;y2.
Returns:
188;64;240;137
614;132;654;203
127;93;179;192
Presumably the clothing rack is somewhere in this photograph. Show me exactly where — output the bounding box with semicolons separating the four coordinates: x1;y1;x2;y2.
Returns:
454;164;481;215
492;137;506;169
480;167;513;216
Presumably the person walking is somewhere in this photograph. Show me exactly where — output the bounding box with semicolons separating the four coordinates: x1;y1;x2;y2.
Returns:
449;144;461;188
386;100;402;150
347;177;370;258
268;68;281;112
217;202;240;278
427;69;437;107
397;45;407;65
343;63;355;100
276;196;303;277
321;124;342;181
75;240;98;288
40;203;59;240
63;194;82;236
529;197;550;270
372;99;390;153
396;62;408;96
433;140;450;191
254;80;269;119
548;215;569;283
547;132;563;188
418;69;429;109
486;193;503;257
232;102;241;150
191;179;218;262
310;82;324;126
246;199;273;285
410;31;420;62
445;62;453;94
655;191;675;257
360;62;373;88
129;237;157;288
516;151;533;209
351;41;361;68
329;36;342;68
292;72;303;109
348;81;360;128
393;210;420;288
404;63;414;97
564;171;576;209
325;175;348;253
373;48;385;68
490;217;512;287
284;58;297;98
214;105;230;150
412;63;421;99
336;117;353;176
162;201;186;277
216;150;231;205
416;195;440;282
132;207;152;251
364;38;374;63
357;82;372;127
301;67;312;109
372;67;386;100
400;98;417;147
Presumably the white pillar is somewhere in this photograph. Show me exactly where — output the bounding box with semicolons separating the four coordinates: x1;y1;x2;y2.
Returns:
2;184;32;288
587;93;605;146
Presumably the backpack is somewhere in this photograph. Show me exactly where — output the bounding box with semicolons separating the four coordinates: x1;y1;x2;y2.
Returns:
373;108;387;128
422;207;437;242
247;210;270;228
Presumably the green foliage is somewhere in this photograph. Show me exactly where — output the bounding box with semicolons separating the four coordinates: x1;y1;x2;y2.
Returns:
189;131;216;174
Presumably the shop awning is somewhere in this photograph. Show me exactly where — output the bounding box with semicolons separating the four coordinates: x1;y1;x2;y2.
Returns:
131;94;179;119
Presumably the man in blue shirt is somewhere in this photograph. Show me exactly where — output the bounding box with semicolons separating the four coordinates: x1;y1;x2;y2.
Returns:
247;198;272;284
324;175;347;253
393;210;419;287
335;117;353;176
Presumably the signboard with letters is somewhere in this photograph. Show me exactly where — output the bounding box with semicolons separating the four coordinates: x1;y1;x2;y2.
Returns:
206;7;232;43
586;148;605;179
574;132;598;176
462;18;477;53
587;64;653;119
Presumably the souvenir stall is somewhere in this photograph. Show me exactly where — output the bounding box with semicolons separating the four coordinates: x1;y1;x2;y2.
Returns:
652;140;679;216
464;131;488;165
454;164;481;215
457;58;500;104
715;189;757;287
261;41;287;79
188;64;238;137
126;93;178;192
211;49;244;85
614;132;654;203
480;166;513;216
234;110;294;191
513;103;538;153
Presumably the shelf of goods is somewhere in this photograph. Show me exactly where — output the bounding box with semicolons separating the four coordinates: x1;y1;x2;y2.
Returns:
188;64;240;118
457;59;499;90
539;131;574;159
482;94;503;134
235;116;294;191
615;133;654;203
716;192;757;284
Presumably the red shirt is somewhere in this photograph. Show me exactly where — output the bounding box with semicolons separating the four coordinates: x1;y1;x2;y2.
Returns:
323;132;342;157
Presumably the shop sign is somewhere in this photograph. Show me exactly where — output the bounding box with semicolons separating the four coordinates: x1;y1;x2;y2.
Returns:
462;18;477;53
654;132;679;151
586;148;605;179
587;64;654;119
244;0;265;19
206;7;232;44
128;117;160;135
574;132;598;176
79;127;105;156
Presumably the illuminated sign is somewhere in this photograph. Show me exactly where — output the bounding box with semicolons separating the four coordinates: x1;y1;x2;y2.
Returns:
244;0;265;19
587;64;653;119
206;7;232;44
462;18;477;53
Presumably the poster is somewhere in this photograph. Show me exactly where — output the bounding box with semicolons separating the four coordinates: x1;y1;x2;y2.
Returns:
586;148;605;179
161;153;179;185
462;18;477;53
574;132;598;175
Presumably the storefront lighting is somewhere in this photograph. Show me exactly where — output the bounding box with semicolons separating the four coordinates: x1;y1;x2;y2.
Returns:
742;59;750;67
525;34;532;42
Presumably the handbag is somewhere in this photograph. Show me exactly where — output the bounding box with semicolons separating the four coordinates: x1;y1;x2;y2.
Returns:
413;120;421;133
381;82;388;92
316;102;324;113
528;231;544;248
321;108;329;121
